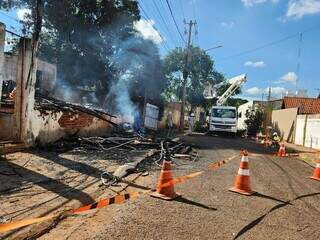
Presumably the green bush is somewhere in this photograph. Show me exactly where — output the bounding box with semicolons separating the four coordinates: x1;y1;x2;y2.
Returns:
244;106;264;136
193;121;207;133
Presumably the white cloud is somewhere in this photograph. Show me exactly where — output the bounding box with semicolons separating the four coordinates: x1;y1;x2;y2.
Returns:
246;86;286;96
16;8;31;21
244;61;266;68
280;71;298;83
246;87;262;95
269;86;287;95
286;0;320;19
133;19;163;45
241;0;279;7
220;21;235;29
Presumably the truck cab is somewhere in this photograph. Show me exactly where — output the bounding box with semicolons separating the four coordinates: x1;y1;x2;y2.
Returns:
209;106;237;133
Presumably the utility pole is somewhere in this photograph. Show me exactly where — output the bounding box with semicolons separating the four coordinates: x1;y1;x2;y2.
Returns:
315;88;320;98
180;20;196;131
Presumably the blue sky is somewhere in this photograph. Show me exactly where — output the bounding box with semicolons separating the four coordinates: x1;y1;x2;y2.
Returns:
137;0;320;99
1;0;320;100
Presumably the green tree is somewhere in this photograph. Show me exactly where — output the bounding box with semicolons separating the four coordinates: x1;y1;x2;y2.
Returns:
245;106;264;136
162;46;228;110
1;1;166;109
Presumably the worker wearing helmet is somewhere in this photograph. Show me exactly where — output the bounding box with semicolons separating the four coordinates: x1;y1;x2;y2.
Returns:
272;132;280;143
188;112;195;133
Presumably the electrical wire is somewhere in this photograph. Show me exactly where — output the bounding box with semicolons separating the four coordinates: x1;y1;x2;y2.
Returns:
219;33;300;61
178;0;186;21
165;0;186;45
152;0;178;47
218;24;320;62
295;33;303;91
137;1;171;52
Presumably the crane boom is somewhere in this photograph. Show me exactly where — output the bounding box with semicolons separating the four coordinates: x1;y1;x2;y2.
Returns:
216;74;246;106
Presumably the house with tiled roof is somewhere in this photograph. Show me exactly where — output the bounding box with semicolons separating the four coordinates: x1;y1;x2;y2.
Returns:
271;96;320;150
282;97;320;114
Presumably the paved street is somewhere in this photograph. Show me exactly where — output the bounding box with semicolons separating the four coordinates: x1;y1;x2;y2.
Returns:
39;135;320;240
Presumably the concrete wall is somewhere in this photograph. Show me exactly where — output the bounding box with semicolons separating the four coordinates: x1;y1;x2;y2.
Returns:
159;102;181;129
3;54;18;83
0;113;15;140
0;25;114;146
36;59;57;92
272;108;298;142
31;110;112;145
295;114;320;150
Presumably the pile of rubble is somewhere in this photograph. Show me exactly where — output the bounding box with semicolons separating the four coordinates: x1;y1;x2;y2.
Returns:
35;93;118;126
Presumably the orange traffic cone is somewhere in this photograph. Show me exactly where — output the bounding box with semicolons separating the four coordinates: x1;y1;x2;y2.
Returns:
150;160;181;200
309;161;320;181
277;143;286;157
229;150;254;196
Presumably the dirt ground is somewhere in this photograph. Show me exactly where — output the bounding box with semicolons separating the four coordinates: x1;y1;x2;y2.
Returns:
34;135;320;240
1;135;320;240
0;145;157;240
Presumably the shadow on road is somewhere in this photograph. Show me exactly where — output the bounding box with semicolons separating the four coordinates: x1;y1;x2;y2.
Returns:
233;192;320;239
253;192;291;204
175;196;217;211
181;135;275;155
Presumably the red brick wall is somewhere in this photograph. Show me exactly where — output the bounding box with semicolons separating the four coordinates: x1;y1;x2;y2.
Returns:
58;112;93;129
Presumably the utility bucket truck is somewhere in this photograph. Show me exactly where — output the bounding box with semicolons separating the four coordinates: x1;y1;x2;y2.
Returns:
204;74;247;135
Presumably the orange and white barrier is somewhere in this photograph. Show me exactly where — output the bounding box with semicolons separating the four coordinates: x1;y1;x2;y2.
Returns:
229;150;254;196
277;143;286;157
309;161;320;181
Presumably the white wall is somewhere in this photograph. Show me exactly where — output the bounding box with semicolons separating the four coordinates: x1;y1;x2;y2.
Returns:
30;109;112;145
272;108;298;142
237;101;253;130
295;116;305;146
295;114;320;150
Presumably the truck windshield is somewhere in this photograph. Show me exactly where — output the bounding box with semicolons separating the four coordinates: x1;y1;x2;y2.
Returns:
212;109;236;118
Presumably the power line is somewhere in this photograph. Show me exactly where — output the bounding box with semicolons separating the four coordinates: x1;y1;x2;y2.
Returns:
295;32;303;91
5;29;23;38
190;0;198;25
178;0;186;21
151;0;178;47
165;0;186;45
137;1;171;52
219;33;300;61
218;24;320;61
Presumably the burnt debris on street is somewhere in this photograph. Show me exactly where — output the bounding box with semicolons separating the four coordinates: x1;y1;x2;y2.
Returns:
1;1;320;240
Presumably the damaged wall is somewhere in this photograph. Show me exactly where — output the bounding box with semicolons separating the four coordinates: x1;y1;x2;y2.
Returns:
0;22;115;146
31;110;112;145
159;102;181;129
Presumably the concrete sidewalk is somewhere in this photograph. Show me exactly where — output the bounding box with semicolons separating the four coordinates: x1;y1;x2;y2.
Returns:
284;142;319;167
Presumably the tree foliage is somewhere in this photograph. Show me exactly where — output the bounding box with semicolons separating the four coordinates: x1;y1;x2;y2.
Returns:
162;46;229;110
1;0;166;108
244;106;264;136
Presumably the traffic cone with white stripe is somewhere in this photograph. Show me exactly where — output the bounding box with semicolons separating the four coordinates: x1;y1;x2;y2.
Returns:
277;143;286;157
229;150;254;196
309;161;320;181
150;160;181;200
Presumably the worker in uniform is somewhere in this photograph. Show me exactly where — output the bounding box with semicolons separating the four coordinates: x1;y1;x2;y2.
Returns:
166;111;173;138
272;132;280;148
188;112;195;133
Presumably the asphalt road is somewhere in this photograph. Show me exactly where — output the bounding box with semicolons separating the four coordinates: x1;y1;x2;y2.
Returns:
40;135;320;240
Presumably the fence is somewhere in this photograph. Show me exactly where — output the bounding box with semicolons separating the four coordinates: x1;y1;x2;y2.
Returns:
295;114;320;150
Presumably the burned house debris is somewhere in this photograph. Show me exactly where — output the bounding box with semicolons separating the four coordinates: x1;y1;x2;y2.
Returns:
0;21;164;150
0;20;197;239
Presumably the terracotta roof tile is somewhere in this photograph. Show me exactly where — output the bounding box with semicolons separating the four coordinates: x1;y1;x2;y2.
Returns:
282;97;320;114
